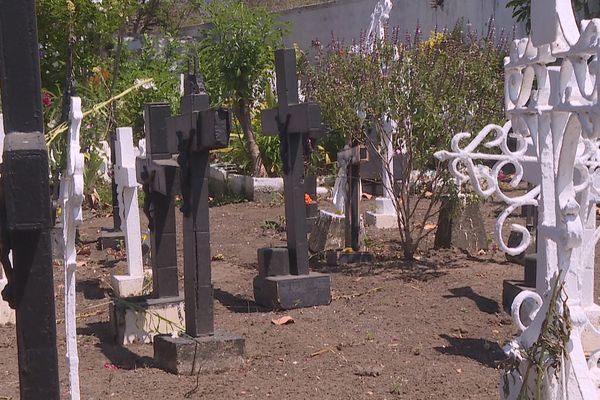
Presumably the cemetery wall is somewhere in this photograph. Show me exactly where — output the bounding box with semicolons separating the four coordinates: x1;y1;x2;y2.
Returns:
278;0;525;49
179;0;524;50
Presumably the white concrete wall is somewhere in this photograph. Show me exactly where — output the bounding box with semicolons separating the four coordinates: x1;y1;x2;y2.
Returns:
279;0;525;49
180;0;525;51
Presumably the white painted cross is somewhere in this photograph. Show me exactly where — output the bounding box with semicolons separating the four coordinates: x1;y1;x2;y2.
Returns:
436;1;600;397
0;113;14;325
59;97;84;400
111;127;144;297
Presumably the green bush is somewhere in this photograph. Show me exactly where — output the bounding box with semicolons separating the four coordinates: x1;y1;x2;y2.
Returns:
298;26;508;258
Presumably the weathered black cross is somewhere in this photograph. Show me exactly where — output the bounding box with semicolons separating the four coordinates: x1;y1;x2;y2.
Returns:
254;48;331;310
261;48;324;275
338;144;369;251
0;1;60;398
168;72;230;337
153;71;244;375
136;103;180;299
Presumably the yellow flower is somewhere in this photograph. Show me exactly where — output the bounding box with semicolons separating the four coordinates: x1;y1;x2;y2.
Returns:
420;32;446;51
66;0;76;14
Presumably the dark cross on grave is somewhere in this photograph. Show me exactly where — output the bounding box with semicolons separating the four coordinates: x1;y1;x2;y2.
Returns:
254;48;331;310
338;143;369;251
168;68;230;337
135;103;180;298
261;48;324;275
153;68;244;376
0;1;61;398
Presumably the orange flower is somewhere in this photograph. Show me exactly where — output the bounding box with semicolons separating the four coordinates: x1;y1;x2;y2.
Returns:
304;193;313;204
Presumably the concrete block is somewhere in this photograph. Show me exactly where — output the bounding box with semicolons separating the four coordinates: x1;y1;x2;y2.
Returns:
325;250;374;266
227;174;284;202
582;304;600;354
253;272;331;310
154;332;245;375
110;294;185;345
451;202;488;255
364;211;398;229
257;247;290;277
308;210;345;253
208;165;229;197
111;274;145;298
99;228;125;250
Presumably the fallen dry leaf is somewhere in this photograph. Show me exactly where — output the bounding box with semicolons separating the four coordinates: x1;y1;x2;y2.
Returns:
76;261;88;268
271;316;295;325
423;223;437;231
211;254;225;261
361;193;373;200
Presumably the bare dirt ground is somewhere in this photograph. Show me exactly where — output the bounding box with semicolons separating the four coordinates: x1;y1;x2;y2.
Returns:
0;198;529;399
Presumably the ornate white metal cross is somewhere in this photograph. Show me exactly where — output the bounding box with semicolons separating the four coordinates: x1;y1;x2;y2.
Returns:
436;1;600;398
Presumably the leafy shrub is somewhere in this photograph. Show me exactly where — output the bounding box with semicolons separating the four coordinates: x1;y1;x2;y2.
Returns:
299;25;508;258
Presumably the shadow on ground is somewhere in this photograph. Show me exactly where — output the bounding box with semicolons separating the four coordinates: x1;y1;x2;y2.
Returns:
76;278;112;300
214;288;270;313
311;257;446;282
435;334;505;368
443;286;500;314
78;321;155;370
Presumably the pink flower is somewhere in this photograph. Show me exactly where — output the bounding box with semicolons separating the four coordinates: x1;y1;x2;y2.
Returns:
498;170;508;182
42;91;52;107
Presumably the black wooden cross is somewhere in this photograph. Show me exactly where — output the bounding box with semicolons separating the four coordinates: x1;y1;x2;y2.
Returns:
337;144;369;251
261;48;324;276
0;1;60;398
167;71;230;338
136;103;180;299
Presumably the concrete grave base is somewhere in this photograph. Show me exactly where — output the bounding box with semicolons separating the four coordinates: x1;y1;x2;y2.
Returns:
153;332;245;375
451;202;488;255
253;273;331;310
582;304;600;354
110;294;185;345
364;211;398;229
308;210;345;253
325;250;374;266
99;228;125;250
228;174;284;203
0;280;15;325
365;197;398;229
111;273;145;298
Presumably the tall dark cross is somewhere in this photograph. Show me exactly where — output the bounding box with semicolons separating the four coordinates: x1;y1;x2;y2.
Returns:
168;72;230;337
0;1;60;398
136;103;180;298
261;48;324;275
338;144;369;251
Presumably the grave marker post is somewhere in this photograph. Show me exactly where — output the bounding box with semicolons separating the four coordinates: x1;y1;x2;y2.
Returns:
324;144;374;266
111;127;144;297
109;103;185;345
0;1;60;397
254;48;331;309
59;96;84;400
153;70;244;375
